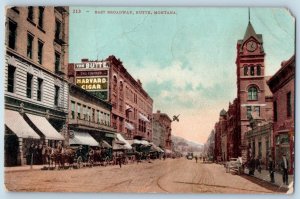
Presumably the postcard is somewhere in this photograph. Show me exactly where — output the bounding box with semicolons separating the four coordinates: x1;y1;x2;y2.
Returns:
3;6;295;193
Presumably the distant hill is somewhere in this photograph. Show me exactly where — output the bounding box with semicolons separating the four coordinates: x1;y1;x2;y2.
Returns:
172;135;204;155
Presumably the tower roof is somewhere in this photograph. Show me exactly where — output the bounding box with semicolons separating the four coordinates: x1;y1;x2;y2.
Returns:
219;109;227;116
241;22;263;44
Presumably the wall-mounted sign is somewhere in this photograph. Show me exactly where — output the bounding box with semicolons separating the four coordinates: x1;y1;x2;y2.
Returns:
74;61;109;101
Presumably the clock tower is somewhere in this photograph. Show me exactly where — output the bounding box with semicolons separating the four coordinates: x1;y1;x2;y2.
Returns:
236;21;269;159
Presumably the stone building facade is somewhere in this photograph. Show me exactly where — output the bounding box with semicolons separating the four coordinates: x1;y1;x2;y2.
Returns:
68;56;153;141
267;55;295;174
4;7;69;166
152;110;172;150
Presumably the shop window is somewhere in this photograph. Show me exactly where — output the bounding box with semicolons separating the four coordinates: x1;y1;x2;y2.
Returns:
37;78;43;101
26;73;33;98
8;20;17;49
248;86;258;100
246;106;252;119
7;65;16;93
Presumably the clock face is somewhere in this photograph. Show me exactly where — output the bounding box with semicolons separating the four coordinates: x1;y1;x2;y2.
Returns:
246;41;257;52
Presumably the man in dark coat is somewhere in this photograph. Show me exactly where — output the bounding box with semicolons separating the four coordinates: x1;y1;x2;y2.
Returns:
281;154;289;185
268;155;275;183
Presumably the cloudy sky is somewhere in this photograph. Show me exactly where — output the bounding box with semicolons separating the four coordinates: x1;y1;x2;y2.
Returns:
69;7;295;144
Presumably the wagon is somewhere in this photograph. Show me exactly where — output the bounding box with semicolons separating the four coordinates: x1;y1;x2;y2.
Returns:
225;157;243;175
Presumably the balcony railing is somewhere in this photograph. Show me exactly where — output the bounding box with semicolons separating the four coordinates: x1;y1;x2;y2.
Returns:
69;118;112;131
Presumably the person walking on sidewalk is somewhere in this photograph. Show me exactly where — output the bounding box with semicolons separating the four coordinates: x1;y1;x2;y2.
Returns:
281;154;289;185
268;155;275;183
195;156;198;163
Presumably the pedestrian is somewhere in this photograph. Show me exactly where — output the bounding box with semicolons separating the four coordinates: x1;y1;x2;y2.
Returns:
248;156;255;175
195;156;198;163
281;154;289;185
268;155;275;183
255;156;261;173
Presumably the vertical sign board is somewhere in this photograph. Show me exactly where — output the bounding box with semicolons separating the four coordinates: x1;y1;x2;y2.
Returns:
74;61;109;101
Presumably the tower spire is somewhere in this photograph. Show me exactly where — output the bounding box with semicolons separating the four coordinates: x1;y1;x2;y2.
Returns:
248;7;250;22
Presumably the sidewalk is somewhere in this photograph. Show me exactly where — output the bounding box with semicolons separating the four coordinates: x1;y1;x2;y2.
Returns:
250;169;294;190
5;165;47;172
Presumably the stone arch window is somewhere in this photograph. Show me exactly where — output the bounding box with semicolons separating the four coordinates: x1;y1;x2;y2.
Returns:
119;81;123;91
257;65;261;76
244;65;248;76
248;86;258;100
250;65;255;76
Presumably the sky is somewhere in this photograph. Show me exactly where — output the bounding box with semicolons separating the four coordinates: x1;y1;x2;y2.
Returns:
69;7;295;144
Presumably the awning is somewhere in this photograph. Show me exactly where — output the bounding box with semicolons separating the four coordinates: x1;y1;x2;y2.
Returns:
5;109;40;139
69;132;99;146
125;121;134;130
164;149;173;154
140;140;150;146
157;147;164;153
116;133;132;150
125;105;133;112
26;113;64;140
139;113;150;122
100;140;112;148
149;142;162;152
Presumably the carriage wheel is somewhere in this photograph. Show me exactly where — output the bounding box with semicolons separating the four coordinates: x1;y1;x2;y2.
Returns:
77;156;83;169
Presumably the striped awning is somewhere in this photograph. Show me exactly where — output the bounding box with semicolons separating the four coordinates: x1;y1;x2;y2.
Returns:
26;113;64;140
125;121;134;130
69;132;99;146
5;109;40;139
139;113;150;122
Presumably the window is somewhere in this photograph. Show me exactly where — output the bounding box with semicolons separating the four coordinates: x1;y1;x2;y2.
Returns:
54;85;60;106
71;101;75;119
243;65;248;76
257;65;261;76
250;65;255;76
107;114;110;126
38;7;44;28
83;105;87;120
27;7;34;21
97;110;100;123
7;65;16;93
287;92;292;117
92;109;95;123
246;106;252;119
100;111;104;124
77;103;81;119
26;73;33;98
248;86;258;100
8;20;17;49
274;101;277;122
254;106;260;117
37;78;43;101
38;40;43;64
55;52;61;73
55;20;61;40
27;33;34;59
87;107;91;121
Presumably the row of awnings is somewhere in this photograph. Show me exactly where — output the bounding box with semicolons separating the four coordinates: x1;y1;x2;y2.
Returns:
5;109;64;140
124;114;150;131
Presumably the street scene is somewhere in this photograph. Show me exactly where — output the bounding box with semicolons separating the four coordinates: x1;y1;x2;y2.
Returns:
3;7;295;194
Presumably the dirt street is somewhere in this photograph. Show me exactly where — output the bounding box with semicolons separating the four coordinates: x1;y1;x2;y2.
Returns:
5;158;287;193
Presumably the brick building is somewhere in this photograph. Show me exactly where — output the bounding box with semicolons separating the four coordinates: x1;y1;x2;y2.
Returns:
68;56;153;141
235;21;273;160
4;7;69;166
267;55;295;174
152;110;172;150
214;109;226;161
68;84;116;147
